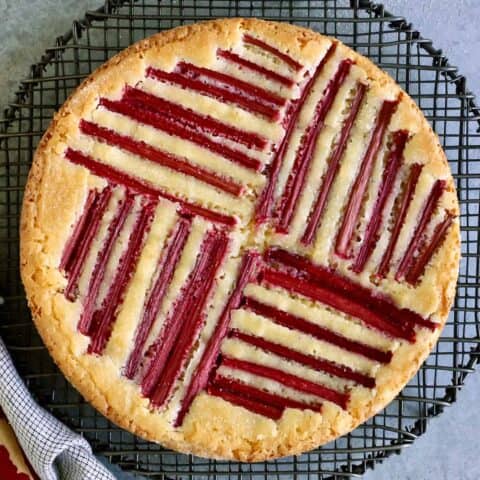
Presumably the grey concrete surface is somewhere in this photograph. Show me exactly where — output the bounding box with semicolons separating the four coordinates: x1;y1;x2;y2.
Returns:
1;1;479;479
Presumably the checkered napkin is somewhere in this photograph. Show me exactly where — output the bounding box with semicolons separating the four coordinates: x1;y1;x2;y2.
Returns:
0;337;116;480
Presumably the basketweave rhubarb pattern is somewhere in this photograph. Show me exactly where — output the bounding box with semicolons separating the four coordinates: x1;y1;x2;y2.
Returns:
57;32;455;427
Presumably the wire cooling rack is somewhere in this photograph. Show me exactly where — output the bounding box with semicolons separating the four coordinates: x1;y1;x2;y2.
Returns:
1;1;479;478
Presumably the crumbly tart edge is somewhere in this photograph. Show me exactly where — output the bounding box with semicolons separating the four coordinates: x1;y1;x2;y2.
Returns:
20;18;460;461
0;417;35;478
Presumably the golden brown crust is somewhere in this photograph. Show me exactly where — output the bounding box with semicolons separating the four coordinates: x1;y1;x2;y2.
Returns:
20;18;460;461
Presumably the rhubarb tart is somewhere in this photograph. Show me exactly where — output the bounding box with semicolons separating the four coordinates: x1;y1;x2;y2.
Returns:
0;413;37;479
20;19;460;461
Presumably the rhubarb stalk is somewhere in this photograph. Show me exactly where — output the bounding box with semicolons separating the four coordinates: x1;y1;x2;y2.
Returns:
405;212;454;284
243;296;392;363
220;356;349;409
65;148;236;226
229;329;375;388
63;187;112;301
80;120;243;196
103;92;262;171
255;42;337;224
147;63;283;120
302;83;367;245
60;189;97;273
211;375;322;416
78;194;135;335
207;382;283;420
396;179;447;281
124;216;192;379
141;229;228;407
217;49;295;87
88;200;157;353
261;267;416;341
123;85;267;150
352;130;409;273
276;59;353;233
335;98;399;258
243;34;303;72
377;163;423;278
266;247;436;331
174;251;260;426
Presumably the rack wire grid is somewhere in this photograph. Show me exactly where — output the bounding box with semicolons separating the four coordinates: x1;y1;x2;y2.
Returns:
0;0;479;478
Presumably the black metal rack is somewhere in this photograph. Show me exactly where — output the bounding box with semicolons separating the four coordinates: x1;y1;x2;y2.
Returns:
1;1;479;478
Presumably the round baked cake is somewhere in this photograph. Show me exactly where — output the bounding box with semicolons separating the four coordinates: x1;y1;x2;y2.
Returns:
0;412;37;479
20;18;460;461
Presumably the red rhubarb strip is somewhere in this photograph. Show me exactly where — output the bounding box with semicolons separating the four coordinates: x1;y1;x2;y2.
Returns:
141;229;229;405
105;92;261;171
60;189;97;273
352;130;409;273
149;231;229;407
405;212;455;284
124;216;192;379
255;42;337;224
302;83;367;245
147;65;281;120
207;382;283;420
266;247;436;331
243;34;303;72
88;200;157;353
261;267;415;341
229;329;375;388
243;296;392;364
217;49;295;87
377;163;423;278
64;148;236;226
396;179;447;281
80;120;242;196
174;251;260;427
335;98;399;259
276;59;353;233
174;203;234;227
64;186;112;301
212;375;322;414
123;85;267;150
220;356;349;409
176;61;286;107
77;194;135;336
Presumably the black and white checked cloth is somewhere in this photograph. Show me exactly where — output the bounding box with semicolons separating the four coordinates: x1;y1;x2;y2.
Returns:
0;338;116;480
